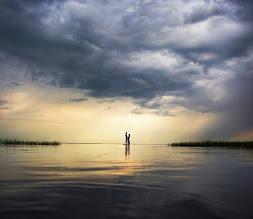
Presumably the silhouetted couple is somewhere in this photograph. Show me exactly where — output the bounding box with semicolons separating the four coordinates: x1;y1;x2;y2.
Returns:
125;132;130;145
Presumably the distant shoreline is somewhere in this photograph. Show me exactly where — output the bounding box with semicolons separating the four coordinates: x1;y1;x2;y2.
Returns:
0;139;61;145
170;141;253;147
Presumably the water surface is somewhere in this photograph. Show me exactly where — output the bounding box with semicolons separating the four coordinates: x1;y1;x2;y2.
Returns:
1;144;253;219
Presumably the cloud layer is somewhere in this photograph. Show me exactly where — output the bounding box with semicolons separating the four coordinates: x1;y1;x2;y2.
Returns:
0;0;253;138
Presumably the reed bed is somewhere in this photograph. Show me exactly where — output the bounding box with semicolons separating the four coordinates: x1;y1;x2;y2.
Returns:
0;138;61;145
170;141;253;147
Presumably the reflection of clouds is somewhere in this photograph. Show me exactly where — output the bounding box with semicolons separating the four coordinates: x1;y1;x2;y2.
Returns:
1;143;253;218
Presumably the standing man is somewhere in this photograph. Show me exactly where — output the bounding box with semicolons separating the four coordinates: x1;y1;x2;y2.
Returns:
125;132;128;144
128;134;130;145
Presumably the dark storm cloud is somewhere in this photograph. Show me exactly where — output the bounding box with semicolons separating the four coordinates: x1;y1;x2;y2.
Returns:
69;98;88;102
200;66;253;139
0;0;253;137
183;4;226;24
231;0;253;20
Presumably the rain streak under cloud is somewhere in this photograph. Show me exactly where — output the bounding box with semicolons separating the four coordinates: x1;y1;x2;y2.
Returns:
0;0;253;140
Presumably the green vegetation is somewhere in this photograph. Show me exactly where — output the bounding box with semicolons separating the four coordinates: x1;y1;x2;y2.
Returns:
170;141;253;147
0;138;61;145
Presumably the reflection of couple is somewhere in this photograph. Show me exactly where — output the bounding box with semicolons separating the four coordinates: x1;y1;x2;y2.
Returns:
125;143;130;158
125;132;130;145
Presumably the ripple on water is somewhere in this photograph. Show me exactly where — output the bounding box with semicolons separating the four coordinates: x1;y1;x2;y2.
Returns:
0;144;253;219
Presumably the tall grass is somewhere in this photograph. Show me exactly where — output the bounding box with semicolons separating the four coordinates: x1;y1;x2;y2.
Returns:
170;141;253;147
0;138;61;145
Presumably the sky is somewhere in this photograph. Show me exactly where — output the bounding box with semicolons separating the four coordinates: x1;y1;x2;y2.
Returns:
0;0;253;143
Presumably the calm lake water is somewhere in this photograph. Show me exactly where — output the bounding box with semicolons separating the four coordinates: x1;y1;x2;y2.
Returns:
1;144;253;219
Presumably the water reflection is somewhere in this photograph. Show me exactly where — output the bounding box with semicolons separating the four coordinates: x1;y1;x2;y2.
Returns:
0;144;253;219
239;147;253;159
125;144;130;160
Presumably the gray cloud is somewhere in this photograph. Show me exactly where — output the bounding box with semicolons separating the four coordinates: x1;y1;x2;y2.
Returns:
0;100;11;110
183;4;227;25
0;0;253;138
11;82;22;86
97;99;115;104
0;100;8;106
69;98;88;102
201;68;253;139
0;107;12;110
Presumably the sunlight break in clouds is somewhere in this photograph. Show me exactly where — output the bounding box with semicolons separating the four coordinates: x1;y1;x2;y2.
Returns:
0;0;253;142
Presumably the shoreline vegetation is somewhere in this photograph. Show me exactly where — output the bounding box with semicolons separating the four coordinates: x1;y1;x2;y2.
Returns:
0;138;61;145
170;141;253;147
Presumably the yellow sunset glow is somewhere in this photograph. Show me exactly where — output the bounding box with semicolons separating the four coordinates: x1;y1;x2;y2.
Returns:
0;83;218;144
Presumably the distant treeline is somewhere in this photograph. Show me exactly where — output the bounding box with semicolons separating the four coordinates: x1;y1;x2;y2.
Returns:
170;141;253;147
0;138;61;145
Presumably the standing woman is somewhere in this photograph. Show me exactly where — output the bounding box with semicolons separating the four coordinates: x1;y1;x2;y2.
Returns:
125;132;128;144
128;134;130;145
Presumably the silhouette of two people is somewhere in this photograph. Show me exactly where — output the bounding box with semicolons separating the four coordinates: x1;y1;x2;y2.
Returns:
125;132;130;145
